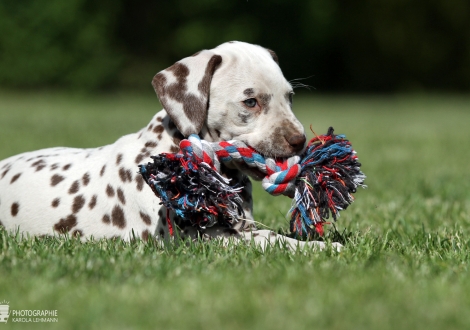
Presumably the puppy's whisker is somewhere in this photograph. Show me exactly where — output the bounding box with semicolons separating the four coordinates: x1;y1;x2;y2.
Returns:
289;75;315;91
292;83;314;90
289;75;314;82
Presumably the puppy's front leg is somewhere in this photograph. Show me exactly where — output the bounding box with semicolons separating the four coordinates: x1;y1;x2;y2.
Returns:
240;230;343;252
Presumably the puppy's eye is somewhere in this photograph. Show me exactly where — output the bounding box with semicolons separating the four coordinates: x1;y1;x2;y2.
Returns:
243;98;257;108
288;92;294;105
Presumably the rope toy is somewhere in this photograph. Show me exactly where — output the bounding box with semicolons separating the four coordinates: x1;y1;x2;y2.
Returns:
138;127;366;238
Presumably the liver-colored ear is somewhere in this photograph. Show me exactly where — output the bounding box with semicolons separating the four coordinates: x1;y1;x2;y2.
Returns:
152;51;222;137
265;48;279;64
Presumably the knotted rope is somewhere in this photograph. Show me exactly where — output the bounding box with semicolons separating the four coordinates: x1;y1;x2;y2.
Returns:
139;127;366;238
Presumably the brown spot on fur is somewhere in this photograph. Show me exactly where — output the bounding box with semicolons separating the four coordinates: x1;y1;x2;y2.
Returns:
50;163;59;170
238;112;251;123
10;173;21;184
72;195;85;213
63;164;72;171
259;93;272;113
118;168;127;182
52;198;60;208
139;212;152;225
142;229;150;241
259;94;272;103
82;172;90;186
118;168;132;183
1;168;10;179
100;165;106;176
54;214;77;233
51;174;65;186
135;154;145;164
11;203;19;216
156;117;163;122
243;88;255;97
117;188;126;204
88;195;97;209
148;124;154;131
106;185;115;197
198;55;222;95
145;141;158;148
153;125;164;134
170;145;180;153
68;180;80;194
31;159;44;167
126;170;132;181
72;229;83;238
32;159;46;172
116;153;123;165
135;175;144;191
111;205;126;229
102;214;111;224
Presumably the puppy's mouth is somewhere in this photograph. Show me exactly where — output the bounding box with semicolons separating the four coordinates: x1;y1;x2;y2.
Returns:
245;142;305;159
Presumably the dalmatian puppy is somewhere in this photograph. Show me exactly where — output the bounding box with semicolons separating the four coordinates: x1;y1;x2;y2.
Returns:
0;41;341;251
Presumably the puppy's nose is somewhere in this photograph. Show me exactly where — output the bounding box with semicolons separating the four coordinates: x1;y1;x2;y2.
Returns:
287;134;306;152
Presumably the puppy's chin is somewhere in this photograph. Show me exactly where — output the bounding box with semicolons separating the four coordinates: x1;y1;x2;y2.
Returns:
241;167;266;181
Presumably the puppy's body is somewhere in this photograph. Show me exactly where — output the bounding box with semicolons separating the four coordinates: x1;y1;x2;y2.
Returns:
0;42;340;250
0;112;177;240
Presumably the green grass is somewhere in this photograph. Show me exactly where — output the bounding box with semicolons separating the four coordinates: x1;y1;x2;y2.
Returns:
1;91;470;329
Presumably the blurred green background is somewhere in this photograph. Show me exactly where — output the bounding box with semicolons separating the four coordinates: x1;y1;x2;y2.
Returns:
1;0;469;93
1;3;470;329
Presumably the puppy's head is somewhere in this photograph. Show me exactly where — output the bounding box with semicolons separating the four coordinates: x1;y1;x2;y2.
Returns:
153;41;305;158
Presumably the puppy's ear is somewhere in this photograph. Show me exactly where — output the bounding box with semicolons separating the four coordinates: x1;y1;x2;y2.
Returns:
265;48;279;64
152;51;222;137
